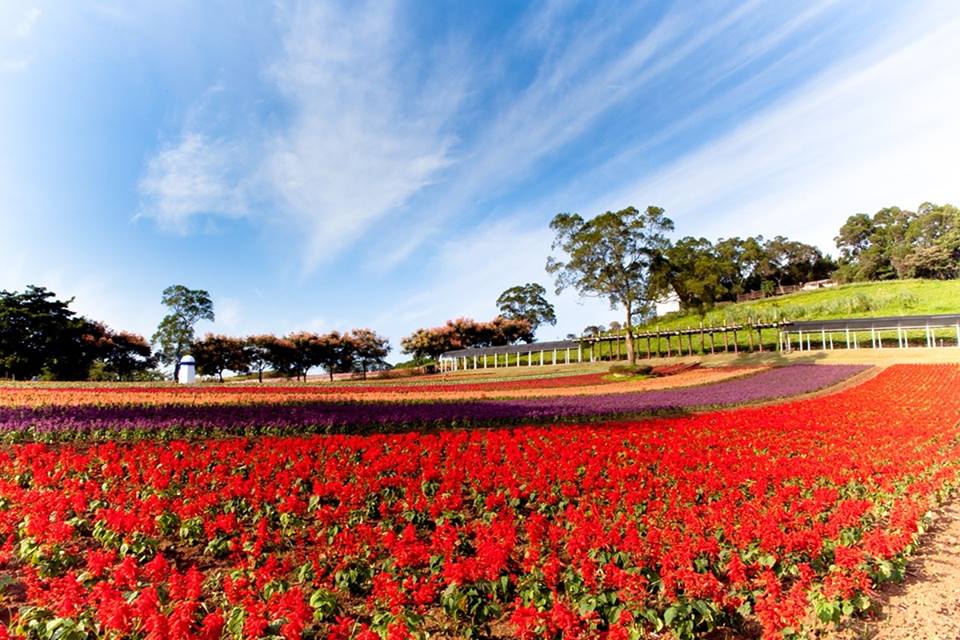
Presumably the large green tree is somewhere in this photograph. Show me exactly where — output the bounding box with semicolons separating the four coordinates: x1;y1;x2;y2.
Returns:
546;205;673;364
151;285;214;381
0;286;97;380
192;334;248;382
496;283;557;333
349;328;391;379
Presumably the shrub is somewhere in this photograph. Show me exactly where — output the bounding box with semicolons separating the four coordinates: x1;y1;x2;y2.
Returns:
609;363;653;376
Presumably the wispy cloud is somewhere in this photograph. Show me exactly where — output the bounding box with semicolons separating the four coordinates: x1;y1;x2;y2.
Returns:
136;1;465;268
14;7;42;38
0;4;42;72
263;2;463;269
370;1;835;270
597;11;960;251
137;132;248;232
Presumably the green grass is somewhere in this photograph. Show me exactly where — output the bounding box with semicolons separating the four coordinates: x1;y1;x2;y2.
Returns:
567;279;960;361
647;279;960;330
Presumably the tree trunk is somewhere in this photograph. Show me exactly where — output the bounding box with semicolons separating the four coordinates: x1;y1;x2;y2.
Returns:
624;305;636;364
258;368;263;383
218;371;223;383
173;361;180;383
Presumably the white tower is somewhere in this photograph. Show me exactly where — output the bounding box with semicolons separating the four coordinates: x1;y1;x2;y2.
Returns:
178;355;196;384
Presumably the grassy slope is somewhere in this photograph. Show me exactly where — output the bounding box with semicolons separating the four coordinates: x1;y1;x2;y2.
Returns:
645;279;960;330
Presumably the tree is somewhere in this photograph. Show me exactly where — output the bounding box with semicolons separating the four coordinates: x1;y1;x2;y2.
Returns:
496;283;557;334
192;334;248;382
547;206;673;364
400;327;458;364
895;203;960;279
657;237;729;315
349;329;391;379
485;316;534;346
286;332;323;381
582;325;605;337
0;286;95;380
263;336;298;379
102;330;155;380
245;335;279;383
152;285;214;381
314;331;356;382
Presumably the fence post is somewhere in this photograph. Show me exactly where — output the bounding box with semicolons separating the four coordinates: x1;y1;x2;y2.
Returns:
799;330;803;352
732;326;739;354
747;319;754;352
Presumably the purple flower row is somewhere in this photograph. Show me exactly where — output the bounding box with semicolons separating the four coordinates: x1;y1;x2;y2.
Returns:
0;365;868;439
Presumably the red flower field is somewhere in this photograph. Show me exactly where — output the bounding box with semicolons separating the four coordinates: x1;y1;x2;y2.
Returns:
0;364;958;638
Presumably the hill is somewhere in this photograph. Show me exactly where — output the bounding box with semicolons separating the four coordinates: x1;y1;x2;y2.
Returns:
643;279;960;331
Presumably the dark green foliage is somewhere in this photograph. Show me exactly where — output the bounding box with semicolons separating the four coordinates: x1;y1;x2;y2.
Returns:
0;286;103;380
835;202;960;282
151;285;214;380
496;283;557;333
547;205;673;363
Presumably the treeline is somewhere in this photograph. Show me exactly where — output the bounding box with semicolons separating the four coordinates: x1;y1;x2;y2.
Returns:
635;201;958;315
655;235;835;313
191;329;390;382
0;285;391;382
834;202;960;281
400;316;533;363
0;286;155;381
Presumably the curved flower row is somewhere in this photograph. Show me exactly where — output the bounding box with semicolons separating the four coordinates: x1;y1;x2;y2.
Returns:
0;365;746;407
0;365;957;639
0;365;865;440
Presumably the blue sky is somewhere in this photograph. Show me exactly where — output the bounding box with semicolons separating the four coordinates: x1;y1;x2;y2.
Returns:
2;1;959;360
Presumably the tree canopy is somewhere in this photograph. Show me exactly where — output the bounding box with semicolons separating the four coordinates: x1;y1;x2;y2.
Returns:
496;283;557;333
400;316;533;363
835;203;960;281
547;205;673;363
151;285;214;381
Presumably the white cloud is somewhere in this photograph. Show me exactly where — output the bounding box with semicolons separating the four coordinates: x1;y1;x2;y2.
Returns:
369;1;839;270
137;132;248;231
15;7;42;38
263;2;462;269
137;2;463;268
0;4;41;72
597;12;960;251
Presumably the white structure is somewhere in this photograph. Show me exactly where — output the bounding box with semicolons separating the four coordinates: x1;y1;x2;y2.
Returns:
178;355;196;384
654;292;681;317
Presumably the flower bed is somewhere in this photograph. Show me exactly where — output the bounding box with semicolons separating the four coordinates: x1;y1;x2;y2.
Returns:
0;366;762;408
0;365;957;638
0;365;864;440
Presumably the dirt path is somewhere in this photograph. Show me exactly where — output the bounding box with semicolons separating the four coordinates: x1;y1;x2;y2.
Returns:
834;497;960;640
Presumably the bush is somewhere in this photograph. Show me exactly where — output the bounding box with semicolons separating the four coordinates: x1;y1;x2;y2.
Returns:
609;363;653;376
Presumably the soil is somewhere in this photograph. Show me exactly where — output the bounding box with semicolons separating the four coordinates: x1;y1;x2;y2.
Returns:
828;497;960;640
